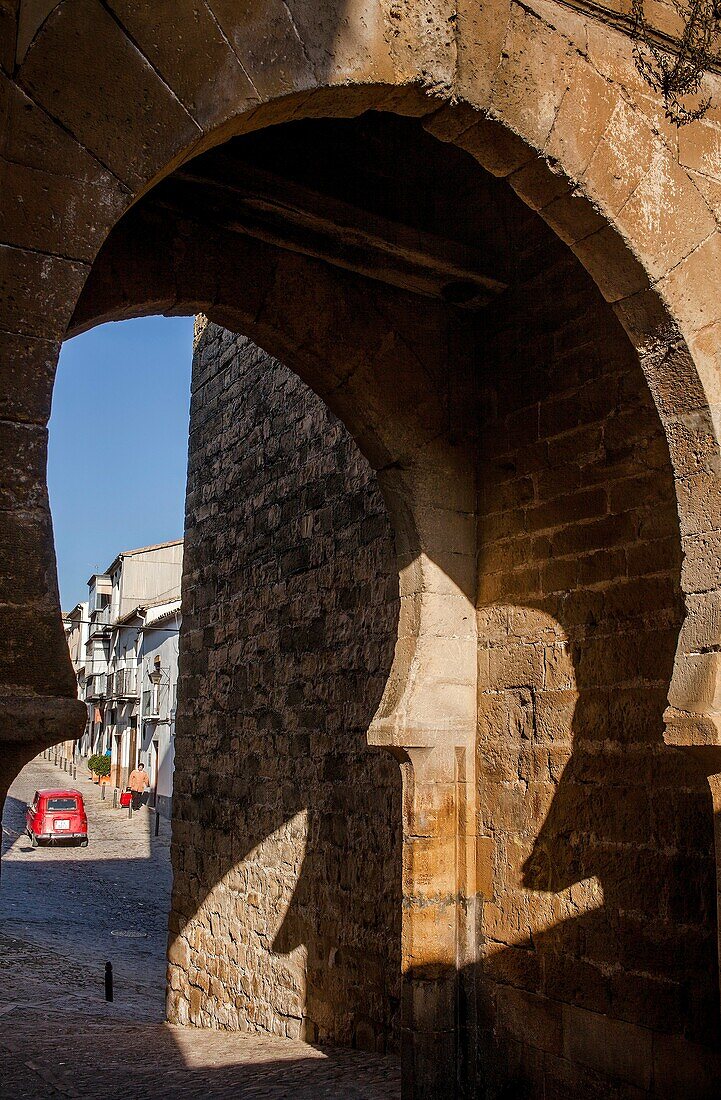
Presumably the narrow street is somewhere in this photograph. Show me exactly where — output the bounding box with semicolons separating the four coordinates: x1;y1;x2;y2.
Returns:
0;756;400;1098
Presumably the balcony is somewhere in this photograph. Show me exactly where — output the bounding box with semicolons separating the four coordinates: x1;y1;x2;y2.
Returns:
108;667;138;699
143;681;168;719
85;674;106;699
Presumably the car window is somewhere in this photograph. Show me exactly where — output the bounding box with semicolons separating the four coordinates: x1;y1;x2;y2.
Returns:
46;797;77;811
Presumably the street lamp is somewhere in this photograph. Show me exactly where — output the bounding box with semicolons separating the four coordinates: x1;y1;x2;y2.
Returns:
148;655;162;718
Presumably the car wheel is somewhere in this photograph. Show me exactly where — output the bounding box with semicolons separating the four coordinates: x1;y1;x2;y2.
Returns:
30;833;38;848
80;839;88;848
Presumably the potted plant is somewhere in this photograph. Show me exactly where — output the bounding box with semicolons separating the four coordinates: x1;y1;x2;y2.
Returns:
95;755;111;784
88;753;103;782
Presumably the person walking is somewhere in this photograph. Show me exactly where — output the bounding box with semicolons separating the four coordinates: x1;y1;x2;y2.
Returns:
128;760;150;811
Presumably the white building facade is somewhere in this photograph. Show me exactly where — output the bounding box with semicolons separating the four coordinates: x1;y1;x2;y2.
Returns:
70;539;183;817
137;601;180;818
60;602;89;763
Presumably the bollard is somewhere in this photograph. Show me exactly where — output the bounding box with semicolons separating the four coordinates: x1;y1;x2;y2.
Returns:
113;788;118;809
128;799;132;820
101;782;105;801
155;809;160;837
73;764;77;780
105;961;113;1002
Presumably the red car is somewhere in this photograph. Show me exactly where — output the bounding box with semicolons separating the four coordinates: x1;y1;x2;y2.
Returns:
26;788;88;847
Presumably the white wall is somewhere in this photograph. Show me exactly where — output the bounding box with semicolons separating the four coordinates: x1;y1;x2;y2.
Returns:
138;607;180;817
118;544;183;618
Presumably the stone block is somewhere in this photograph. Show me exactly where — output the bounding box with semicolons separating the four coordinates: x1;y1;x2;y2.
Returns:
497;986;563;1056
489;8;575;152
0;243;87;339
20;0;200;189
562;1003;652;1089
651;1033;721;1099
106;0;257;128
0;420;48;511
0;72;111;183
0;330;56;424
207;0;316;102
488;643;544;691
660;230;721;335
573;223;650;303
615;147;717;282
0;156;126;261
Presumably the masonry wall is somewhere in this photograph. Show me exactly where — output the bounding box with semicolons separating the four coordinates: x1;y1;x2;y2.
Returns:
165;171;720;1095
475;226;720;1095
168;323;402;1051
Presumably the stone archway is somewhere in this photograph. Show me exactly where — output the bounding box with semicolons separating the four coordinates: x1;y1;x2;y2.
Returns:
4;0;721;762
4;3;721;1097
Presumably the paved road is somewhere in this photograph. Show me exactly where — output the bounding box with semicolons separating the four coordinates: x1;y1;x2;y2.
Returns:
1;753;171;1020
0;756;401;1098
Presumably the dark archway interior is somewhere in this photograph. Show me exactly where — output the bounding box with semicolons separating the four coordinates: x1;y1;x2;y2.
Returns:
67;111;719;1095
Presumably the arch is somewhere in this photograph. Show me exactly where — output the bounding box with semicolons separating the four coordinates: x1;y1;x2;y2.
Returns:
3;4;721;1096
3;1;721;757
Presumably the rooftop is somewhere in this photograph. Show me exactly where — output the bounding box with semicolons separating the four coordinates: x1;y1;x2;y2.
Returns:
103;538;183;578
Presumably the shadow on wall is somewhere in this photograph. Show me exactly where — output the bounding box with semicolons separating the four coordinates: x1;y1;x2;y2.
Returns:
168;329;403;1053
168;291;721;1091
469;595;720;1098
455;216;721;1096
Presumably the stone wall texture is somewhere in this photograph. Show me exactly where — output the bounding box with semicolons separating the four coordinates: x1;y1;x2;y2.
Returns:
474;223;720;1094
167;220;721;1094
168;322;402;1052
7;3;721;1095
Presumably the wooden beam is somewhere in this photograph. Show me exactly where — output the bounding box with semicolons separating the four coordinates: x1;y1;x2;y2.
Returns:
155;158;508;308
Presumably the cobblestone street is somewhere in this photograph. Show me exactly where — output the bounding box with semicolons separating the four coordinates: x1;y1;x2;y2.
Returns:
0;756;401;1098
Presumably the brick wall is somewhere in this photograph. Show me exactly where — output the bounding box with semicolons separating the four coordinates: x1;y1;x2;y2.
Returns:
475;238;720;1094
168;323;402;1051
167;230;719;1094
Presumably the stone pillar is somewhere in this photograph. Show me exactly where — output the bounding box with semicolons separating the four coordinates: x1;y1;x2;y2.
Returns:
664;711;721;1019
370;451;478;1098
395;742;479;1098
710;772;721;1013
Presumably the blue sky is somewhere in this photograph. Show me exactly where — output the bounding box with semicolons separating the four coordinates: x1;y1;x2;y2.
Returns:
49;316;195;610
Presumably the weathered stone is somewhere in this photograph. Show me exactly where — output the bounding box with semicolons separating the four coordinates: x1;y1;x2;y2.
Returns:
105;0;258;129
170;324;402;1052
19;0;201;189
3;9;721;1096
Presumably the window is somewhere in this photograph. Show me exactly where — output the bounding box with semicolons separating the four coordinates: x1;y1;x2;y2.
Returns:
94;592;110;612
47;797;77;811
